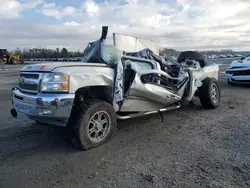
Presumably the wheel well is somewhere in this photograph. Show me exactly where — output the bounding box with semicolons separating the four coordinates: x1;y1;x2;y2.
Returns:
74;86;113;105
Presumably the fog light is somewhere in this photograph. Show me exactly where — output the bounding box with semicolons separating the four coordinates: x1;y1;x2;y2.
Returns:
37;108;52;116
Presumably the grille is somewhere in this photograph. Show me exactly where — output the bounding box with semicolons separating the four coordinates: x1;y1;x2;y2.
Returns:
20;73;39;79
18;72;40;93
226;70;250;75
231;79;250;83
19;83;38;91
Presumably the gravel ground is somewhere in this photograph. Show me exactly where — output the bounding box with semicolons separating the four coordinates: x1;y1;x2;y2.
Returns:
0;59;250;188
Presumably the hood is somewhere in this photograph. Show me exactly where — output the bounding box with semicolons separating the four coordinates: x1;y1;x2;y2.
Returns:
21;62;108;72
228;59;250;69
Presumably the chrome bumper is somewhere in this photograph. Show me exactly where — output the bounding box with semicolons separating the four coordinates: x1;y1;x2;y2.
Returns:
11;88;75;126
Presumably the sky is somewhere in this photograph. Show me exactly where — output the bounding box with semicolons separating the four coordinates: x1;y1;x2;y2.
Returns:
0;0;249;52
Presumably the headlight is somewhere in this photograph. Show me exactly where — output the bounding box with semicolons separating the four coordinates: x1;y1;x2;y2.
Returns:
41;73;69;92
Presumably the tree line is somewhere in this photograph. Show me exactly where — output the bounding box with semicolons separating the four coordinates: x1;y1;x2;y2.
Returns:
13;47;84;59
11;47;248;59
159;48;248;56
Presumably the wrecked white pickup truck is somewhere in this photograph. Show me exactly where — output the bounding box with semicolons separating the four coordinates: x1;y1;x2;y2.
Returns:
10;26;221;150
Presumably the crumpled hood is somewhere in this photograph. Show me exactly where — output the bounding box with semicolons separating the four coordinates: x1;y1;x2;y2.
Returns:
21;62;108;72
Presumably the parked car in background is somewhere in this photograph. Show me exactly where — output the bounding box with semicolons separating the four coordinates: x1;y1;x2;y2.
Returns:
226;54;234;58
218;54;226;58
225;54;250;85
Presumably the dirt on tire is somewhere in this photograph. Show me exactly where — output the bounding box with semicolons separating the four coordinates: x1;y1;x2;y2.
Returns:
67;99;117;150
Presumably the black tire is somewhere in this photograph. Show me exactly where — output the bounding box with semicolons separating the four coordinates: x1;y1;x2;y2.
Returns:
198;78;221;109
177;51;206;67
67;99;117;150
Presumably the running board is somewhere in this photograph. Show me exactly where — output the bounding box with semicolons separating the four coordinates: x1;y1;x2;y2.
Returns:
116;104;181;120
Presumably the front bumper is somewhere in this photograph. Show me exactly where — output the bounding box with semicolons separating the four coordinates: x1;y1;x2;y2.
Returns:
11;88;75;126
224;73;250;84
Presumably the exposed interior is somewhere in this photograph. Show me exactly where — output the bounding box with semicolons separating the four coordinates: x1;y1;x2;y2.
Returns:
121;55;190;98
81;38;191;98
80;27;196;104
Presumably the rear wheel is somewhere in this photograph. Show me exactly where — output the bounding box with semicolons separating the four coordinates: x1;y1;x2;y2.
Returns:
67;99;117;150
199;78;221;109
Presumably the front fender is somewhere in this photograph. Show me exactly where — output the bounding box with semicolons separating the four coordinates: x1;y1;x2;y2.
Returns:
52;66;114;93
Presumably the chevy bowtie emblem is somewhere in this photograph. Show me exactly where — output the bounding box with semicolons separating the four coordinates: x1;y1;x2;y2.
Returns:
18;77;24;84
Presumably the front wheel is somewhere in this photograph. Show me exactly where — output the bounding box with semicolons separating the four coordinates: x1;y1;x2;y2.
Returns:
67;99;117;150
198;78;221;109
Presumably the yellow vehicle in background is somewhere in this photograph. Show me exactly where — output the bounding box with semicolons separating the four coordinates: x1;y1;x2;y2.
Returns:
4;54;22;64
0;49;22;64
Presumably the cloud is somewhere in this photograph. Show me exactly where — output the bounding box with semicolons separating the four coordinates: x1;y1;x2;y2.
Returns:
41;6;78;19
0;0;23;19
63;21;80;26
82;0;100;17
0;0;250;51
0;0;44;19
21;0;45;9
42;3;56;8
